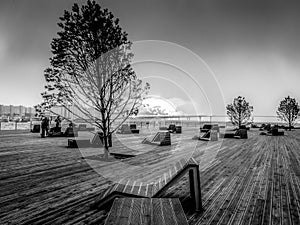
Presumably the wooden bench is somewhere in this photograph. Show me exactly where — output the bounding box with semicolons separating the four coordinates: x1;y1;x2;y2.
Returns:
130;124;137;130
200;124;219;133
233;128;248;139
175;126;182;134
269;127;284;136
142;131;171;146
117;124;132;134
63;127;78;137
168;124;176;133
117;124;140;134
260;128;285;136
129;124;140;134
220;128;248;139
68;132;111;148
31;124;40;133
169;125;182;134
104;198;188;225
131;129;140;134
196;130;218;141
91;157;203;212
68;139;91;148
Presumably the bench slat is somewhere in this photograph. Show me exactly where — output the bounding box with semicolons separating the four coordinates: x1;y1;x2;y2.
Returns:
104;198;188;225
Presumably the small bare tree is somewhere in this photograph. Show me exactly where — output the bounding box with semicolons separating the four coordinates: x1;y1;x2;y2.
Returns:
226;96;253;128
277;96;299;130
36;1;149;159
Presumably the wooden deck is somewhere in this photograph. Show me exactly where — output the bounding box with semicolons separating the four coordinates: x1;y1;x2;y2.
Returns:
1;128;300;224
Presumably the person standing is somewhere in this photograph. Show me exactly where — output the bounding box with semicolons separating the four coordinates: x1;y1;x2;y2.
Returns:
55;116;62;132
45;117;50;136
41;116;47;138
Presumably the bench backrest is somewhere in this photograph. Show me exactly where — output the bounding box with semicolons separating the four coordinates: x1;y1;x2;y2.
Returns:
210;130;218;141
175;126;182;133
168;124;176;132
119;124;132;134
91;132;103;146
129;124;137;130
151;131;171;145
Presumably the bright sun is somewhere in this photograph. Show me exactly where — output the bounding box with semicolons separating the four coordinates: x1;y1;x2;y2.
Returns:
142;96;177;115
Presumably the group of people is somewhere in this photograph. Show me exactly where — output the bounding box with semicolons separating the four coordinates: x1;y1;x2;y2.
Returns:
41;116;62;138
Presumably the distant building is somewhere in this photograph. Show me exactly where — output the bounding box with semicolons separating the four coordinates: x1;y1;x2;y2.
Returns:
1;105;11;116
50;105;88;119
0;104;35;118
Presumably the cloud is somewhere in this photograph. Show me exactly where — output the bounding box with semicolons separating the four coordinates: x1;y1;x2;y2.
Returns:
139;96;205;116
167;97;202;115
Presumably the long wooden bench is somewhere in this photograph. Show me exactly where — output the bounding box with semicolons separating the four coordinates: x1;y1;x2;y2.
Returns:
117;124;133;134
91;157;203;212
192;130;218;141
68;132;112;148
104;198;189;225
220;128;248;139
142;131;171;146
200;124;219;133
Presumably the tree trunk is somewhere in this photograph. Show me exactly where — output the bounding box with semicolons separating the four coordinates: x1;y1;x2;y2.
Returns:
288;111;292;131
104;146;109;160
103;134;109;160
238;111;242;129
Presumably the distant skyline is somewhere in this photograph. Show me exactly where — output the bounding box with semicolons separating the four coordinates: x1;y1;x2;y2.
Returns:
0;104;35;117
0;0;300;116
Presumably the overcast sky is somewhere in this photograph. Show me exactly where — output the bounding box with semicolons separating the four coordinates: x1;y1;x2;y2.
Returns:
0;0;299;116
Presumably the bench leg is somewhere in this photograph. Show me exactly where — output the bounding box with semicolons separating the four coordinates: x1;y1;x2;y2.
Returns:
189;167;203;212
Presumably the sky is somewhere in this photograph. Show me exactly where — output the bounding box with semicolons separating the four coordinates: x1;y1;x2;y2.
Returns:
0;0;300;116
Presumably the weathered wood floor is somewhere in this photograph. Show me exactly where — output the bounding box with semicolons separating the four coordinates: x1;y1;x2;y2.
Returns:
1;128;300;224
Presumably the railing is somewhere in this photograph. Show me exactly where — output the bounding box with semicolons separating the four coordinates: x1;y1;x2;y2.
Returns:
0;115;296;131
128;115;291;126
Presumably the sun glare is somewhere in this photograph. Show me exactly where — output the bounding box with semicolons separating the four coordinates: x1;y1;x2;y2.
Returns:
142;96;178;115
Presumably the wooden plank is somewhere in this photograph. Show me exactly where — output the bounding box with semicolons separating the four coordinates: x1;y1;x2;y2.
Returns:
2;129;300;224
105;198;188;225
104;198;125;224
130;198;145;225
171;199;189;225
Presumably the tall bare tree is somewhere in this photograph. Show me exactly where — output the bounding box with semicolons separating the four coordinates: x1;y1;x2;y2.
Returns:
36;0;149;159
226;96;253;128
277;96;299;130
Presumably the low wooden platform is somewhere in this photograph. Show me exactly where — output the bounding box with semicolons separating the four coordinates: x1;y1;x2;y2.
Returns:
1;128;300;224
92;157;202;211
104;198;188;225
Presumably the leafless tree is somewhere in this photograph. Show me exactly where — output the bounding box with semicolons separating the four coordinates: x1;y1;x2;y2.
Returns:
36;1;149;159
